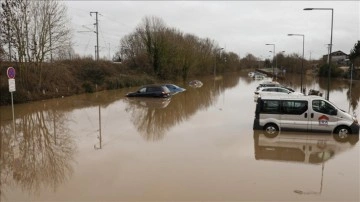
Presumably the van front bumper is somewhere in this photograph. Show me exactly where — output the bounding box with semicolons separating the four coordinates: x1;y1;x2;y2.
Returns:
350;122;360;135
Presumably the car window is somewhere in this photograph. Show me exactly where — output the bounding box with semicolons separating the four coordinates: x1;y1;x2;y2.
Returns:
277;88;288;93
287;88;295;92
146;87;159;92
312;100;336;115
139;88;146;93
162;86;170;93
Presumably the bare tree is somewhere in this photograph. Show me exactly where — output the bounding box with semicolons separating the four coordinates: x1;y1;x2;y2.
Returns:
0;0;72;86
117;16;225;80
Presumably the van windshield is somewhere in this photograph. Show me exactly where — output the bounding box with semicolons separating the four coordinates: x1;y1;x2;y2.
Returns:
312;100;336;115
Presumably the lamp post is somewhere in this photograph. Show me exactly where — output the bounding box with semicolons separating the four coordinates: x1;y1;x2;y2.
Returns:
304;8;333;100
214;48;224;77
266;44;276;78
288;34;305;93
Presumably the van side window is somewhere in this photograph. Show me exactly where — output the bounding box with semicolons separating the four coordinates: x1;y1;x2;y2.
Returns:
312;100;336;115
281;100;308;114
261;100;280;114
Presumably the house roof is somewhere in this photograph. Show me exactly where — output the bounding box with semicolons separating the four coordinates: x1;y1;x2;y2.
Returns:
323;50;349;57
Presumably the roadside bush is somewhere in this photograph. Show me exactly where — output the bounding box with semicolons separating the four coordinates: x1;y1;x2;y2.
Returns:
82;81;94;93
318;64;343;78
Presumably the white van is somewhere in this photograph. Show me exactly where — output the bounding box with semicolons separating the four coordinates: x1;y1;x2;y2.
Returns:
253;95;359;141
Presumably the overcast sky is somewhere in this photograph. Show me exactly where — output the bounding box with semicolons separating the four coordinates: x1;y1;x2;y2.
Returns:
64;1;360;61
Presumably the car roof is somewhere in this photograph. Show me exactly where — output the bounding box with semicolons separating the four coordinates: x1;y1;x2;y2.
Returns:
258;86;290;90
141;84;166;88
260;81;280;84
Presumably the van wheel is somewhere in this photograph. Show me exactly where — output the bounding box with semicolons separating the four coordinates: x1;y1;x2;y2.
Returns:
333;126;350;142
264;124;279;138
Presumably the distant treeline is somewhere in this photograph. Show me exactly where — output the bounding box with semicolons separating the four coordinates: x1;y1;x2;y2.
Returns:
115;16;242;81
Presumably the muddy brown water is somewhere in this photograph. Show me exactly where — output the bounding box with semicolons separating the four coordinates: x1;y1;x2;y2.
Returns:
0;71;359;201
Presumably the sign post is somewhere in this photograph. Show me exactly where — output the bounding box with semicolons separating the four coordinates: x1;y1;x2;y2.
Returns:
7;67;16;136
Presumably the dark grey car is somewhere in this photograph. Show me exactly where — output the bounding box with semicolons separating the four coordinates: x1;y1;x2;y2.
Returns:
126;85;171;98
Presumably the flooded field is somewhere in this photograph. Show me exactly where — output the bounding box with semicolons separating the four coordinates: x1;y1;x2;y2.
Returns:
0;71;359;201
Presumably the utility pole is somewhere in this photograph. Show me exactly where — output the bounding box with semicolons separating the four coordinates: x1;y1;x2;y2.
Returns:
95;46;97;60
108;43;111;60
90;11;99;61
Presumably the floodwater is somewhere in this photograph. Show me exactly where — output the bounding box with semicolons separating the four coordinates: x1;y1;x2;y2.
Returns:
0;71;359;201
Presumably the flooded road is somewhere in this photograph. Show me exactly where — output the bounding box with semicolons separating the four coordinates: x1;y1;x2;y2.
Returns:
0;71;359;201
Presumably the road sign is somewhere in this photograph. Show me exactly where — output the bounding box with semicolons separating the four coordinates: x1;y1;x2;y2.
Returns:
7;67;16;79
9;78;16;92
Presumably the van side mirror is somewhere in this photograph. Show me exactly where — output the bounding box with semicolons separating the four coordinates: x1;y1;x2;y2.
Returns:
331;109;337;116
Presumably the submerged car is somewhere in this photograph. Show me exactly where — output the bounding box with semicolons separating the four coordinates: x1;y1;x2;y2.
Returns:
126;85;171;98
188;80;203;88
165;84;186;95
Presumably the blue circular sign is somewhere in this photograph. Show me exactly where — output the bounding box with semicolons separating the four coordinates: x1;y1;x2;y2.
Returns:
7;67;15;79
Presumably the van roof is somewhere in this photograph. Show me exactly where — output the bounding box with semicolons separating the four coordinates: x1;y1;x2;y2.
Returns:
259;94;322;100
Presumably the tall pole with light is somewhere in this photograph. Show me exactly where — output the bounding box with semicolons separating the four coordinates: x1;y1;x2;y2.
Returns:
266;44;275;77
304;8;333;100
288;34;305;93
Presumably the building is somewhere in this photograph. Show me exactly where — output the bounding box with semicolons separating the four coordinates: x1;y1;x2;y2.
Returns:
323;50;349;65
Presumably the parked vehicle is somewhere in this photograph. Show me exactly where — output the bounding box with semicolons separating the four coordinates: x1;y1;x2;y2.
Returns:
254;86;303;101
248;72;255;77
253;95;359;141
248;72;267;79
126;85;171;98
253;74;266;80
256;81;295;91
256;81;282;90
255;86;299;94
165;84;186;95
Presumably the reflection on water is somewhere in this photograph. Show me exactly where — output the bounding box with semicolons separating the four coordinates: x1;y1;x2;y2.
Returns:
253;130;358;195
0;71;359;201
0;100;76;199
253;130;359;164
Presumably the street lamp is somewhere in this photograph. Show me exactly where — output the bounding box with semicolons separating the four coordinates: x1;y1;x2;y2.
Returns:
266;44;276;78
288;33;305;93
304;7;333;100
214;48;224;77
